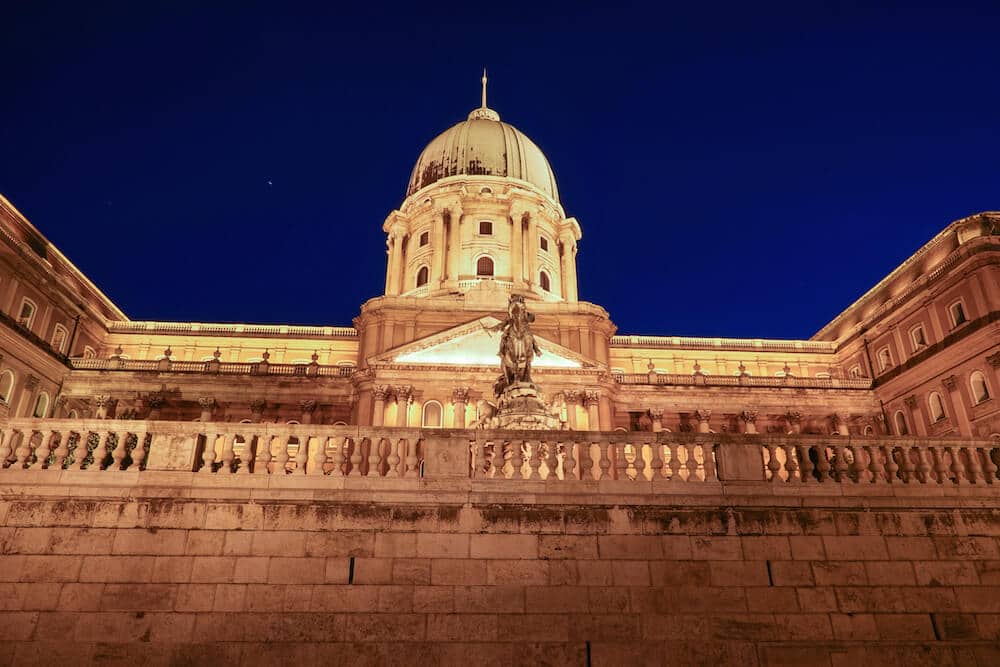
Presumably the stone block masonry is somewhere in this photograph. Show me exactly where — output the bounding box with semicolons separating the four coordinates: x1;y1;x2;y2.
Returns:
1;488;1000;666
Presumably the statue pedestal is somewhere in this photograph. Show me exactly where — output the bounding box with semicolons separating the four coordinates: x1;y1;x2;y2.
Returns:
496;382;561;430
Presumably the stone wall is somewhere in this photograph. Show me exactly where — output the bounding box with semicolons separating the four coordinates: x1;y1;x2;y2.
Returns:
1;488;1000;666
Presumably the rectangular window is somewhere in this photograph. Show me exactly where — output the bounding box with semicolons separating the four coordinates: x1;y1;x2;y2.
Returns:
419;231;429;246
479;221;493;235
949;301;967;327
539;236;549;252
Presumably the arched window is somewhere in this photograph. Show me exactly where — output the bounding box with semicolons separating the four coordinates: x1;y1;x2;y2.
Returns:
33;392;50;419
51;324;69;353
0;370;14;404
478;221;493;235
539;271;550;292
893;410;908;436
83;346;97;359
416;266;429;287
909;325;927;350
877;347;892;372
17;298;37;329
928;392;946;422
949;300;968;327
422;401;442;428
971;371;991;404
476;256;494;277
849;365;862;378
864;425;874;436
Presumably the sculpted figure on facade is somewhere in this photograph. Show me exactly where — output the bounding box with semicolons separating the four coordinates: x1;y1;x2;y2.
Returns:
492;294;541;397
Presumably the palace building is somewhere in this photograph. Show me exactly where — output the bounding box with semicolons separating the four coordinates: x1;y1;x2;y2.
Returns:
0;79;998;664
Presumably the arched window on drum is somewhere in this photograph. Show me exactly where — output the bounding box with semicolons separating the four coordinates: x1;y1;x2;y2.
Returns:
422;401;442;428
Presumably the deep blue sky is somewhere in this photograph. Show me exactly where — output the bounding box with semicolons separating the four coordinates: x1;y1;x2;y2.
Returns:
3;2;997;339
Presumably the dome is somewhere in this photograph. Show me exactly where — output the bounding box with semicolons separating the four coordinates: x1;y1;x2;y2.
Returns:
406;106;559;202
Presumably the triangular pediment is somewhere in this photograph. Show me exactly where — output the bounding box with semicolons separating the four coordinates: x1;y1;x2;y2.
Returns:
371;317;595;369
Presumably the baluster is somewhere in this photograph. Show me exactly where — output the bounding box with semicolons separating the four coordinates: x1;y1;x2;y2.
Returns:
294;435;311;474
367;438;383;477
510;440;524;480
964;446;983;484
387;438;402;477
236;434;253;474
883;446;899;483
527;440;542;480
131;429;150;471
219;434;236;473
866;445;885;483
685;444;700;481
110;430;130;470
947;446;966;485
930;446;947;483
313;436;331;475
13;430;32;469
915;447;932;484
833;444;849;482
200;432;217;473
797;445;814;483
766;444;782;482
634;443;647;481
668;443;682;481
899;446;915;483
702;444;718;482
648;444;664;481
51;430;70;469
577;440;592;481
337;437;351;476
349;438;363;476
87;431;111;472
980;445;998;484
0;430;11;468
274;436;291;474
814;446;831;482
614;442;628;481
598;442;612;480
403;437;418;477
34;430;54;470
848;445;867;483
562;441;576;481
257;434;273;474
783;444;800;482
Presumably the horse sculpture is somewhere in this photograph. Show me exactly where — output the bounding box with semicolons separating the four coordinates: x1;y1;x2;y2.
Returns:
495;295;541;396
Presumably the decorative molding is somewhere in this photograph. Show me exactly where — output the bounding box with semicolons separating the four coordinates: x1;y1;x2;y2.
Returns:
299;399;317;413
583;390;600;407
695;409;712;423
451;388;470;403
942;375;958;391
740;410;758;424
249;399;267;414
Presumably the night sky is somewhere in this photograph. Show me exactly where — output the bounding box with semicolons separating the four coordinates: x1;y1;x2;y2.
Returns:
3;2;997;339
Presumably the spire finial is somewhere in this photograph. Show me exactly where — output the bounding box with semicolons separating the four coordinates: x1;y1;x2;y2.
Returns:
481;67;488;108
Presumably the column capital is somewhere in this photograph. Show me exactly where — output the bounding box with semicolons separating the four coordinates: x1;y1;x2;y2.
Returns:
451;387;470;403
740;409;758;424
394;385;412;403
372;385;390;401
198;397;217;410
583;390;600;407
249;399;267;414
563;389;581;405
786;410;802;424
648;408;664;420
903;395;918;409
695;409;712;423
987;351;1000;368
25;374;40;390
942;375;958;391
299;399;317;413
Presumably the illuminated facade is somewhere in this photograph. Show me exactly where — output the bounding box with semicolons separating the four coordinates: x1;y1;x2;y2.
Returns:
0;80;999;664
0;88;995;442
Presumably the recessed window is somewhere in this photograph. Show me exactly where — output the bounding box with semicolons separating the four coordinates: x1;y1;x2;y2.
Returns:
910;325;927;350
949;300;968;327
419;231;429;247
849;365;862;379
815;372;831;379
877;347;892;372
422;401;442;428
476;256;494;277
83;346;97;359
51;324;69;354
539;271;550;292
0;370;14;404
33;392;50;419
894;410;908;436
478;221;493;235
928;392;946;421
539;236;549;252
971;371;991;404
17;298;36;329
416;266;429;287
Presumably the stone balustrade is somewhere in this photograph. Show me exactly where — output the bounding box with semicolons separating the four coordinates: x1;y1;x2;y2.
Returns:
70;358;356;377
0;417;998;491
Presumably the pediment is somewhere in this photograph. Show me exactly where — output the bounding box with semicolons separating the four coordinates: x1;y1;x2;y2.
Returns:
370;317;595;369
